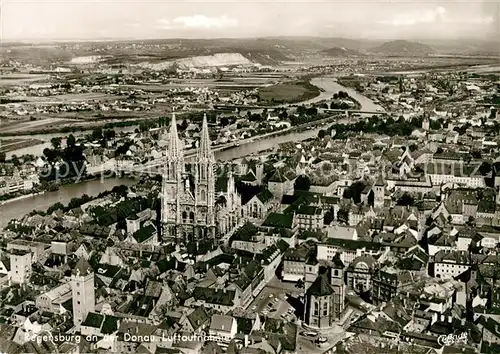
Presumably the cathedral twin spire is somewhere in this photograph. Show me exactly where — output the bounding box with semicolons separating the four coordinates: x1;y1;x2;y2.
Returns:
198;113;215;162
167;112;183;161
166;112;213;162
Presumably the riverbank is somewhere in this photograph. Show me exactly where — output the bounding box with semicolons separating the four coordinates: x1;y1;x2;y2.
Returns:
0;191;45;205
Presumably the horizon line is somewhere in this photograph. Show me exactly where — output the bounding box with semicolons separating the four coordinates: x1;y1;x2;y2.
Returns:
2;35;498;45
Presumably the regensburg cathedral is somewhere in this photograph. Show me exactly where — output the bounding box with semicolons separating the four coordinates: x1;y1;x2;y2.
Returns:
161;113;242;244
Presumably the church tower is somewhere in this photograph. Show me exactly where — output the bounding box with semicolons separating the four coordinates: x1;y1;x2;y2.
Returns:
161;113;217;244
161;113;183;242
194;113;216;239
373;174;386;208
71;258;95;330
422;113;430;131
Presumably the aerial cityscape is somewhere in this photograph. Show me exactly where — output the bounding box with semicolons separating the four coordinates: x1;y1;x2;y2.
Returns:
1;1;500;353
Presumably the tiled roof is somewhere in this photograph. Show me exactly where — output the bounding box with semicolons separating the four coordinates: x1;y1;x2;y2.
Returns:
72;257;93;276
256;188;274;204
192;287;236;306
82;312;104;328
188;306;210;330
306;272;334;297
262;213;293;229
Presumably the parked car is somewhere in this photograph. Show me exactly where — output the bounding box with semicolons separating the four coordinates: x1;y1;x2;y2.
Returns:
303;331;318;337
316;337;328;344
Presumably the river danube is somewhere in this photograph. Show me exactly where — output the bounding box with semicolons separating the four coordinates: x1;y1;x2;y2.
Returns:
0;178;136;229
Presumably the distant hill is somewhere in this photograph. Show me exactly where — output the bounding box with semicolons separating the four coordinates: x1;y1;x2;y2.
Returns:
321;47;365;57
419;39;500;57
369;40;435;56
137;53;255;70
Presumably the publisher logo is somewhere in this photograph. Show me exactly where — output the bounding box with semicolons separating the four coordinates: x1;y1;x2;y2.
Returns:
437;333;467;346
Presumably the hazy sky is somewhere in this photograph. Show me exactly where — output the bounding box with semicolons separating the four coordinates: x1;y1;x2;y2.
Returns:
2;0;499;41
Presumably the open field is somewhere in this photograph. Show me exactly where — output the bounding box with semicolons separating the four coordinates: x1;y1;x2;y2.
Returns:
0;118;80;133
258;80;320;104
122;76;275;92
40;92;123;103
0;138;44;153
3;93;124;105
0;74;50;87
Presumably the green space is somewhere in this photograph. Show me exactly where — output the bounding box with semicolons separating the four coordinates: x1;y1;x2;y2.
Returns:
0;139;44;154
257;80;320;105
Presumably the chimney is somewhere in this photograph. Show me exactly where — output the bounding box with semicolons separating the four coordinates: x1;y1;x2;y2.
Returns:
244;334;249;347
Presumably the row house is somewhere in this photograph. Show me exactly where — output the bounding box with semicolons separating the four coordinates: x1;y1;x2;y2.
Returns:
317;238;385;267
386;176;434;194
35;283;72;314
422;162;486;189
293;205;324;232
281;242;315;282
433;250;471;279
372;266;415;305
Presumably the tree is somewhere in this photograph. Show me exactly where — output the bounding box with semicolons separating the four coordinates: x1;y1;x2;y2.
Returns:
397;193;415;206
47;202;64;214
67;134;76;148
248;113;262;122
342;181;365;204
306;107;317;116
471;150;482;159
180;119;189;131
324;207;334;225
104;129;116;141
318;130;326;139
0;152;5;163
91;127;103;141
220;117;230;127
10;154;20;166
111;184;129;198
294;175;311;192
50;137;62;150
